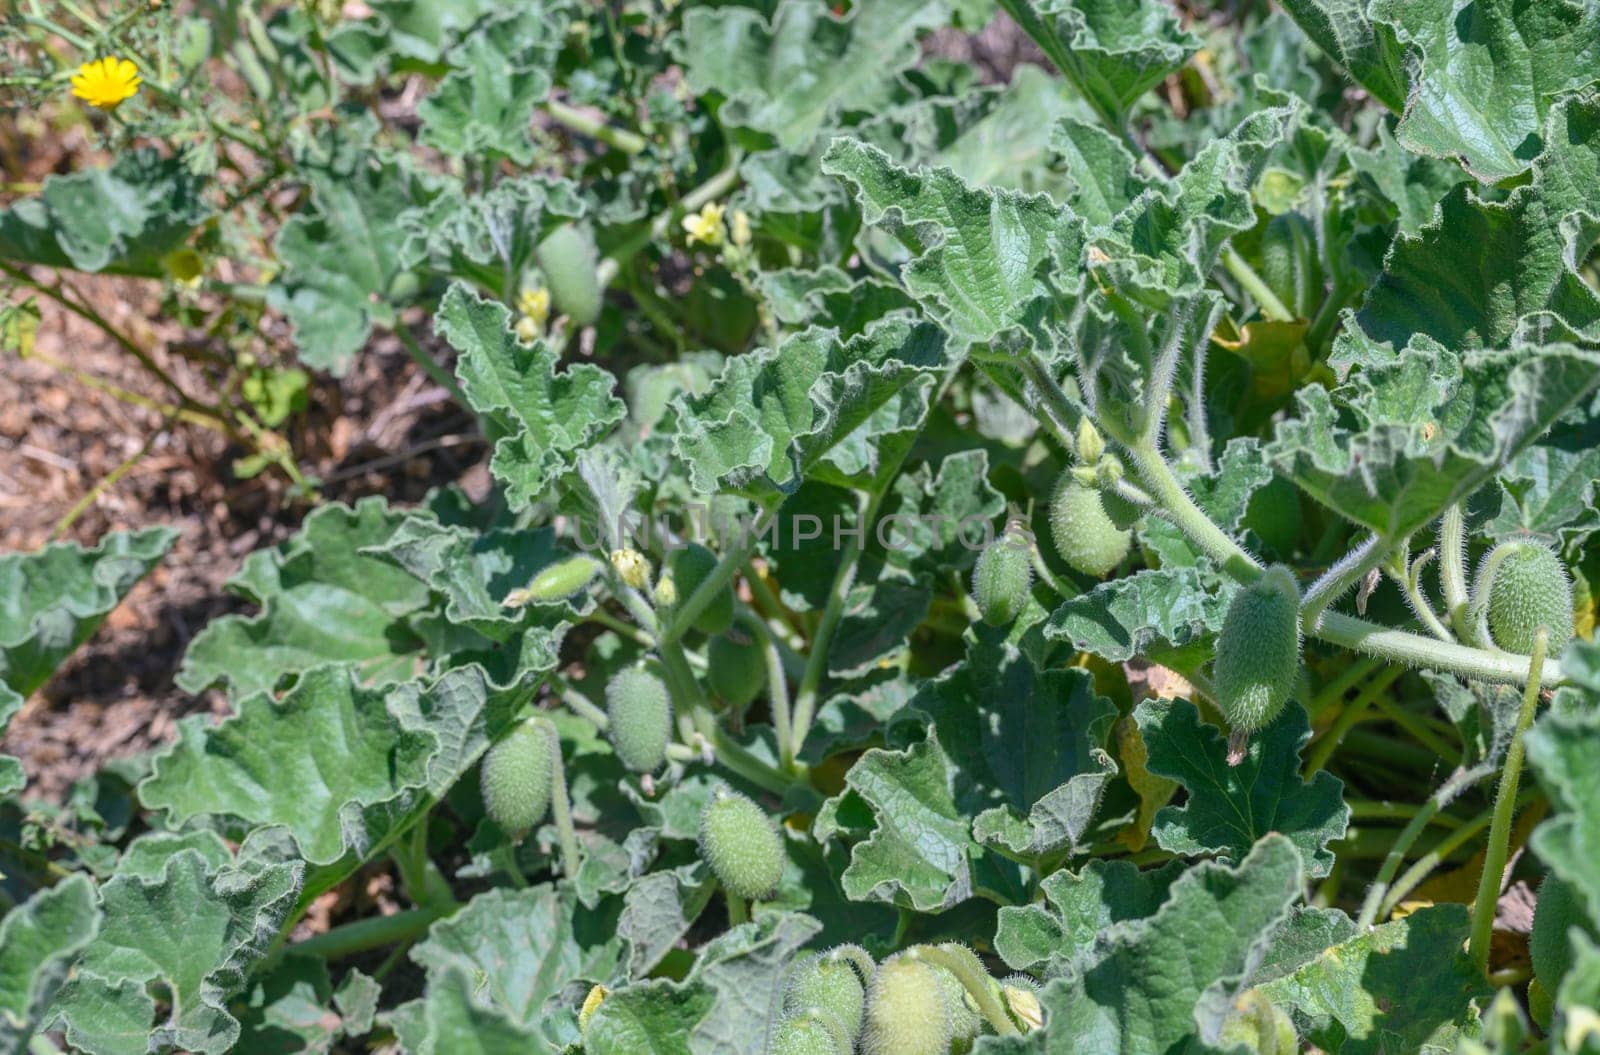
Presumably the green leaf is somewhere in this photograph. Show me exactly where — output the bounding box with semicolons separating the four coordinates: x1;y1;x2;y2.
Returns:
1274;0;1410;112
235;957;378;1055
1528;708;1600;935
324;0;503;80
993;859;1182;975
812;721;1028;912
0;874;100;1052
672;317;950;499
1258;904;1492;1053
0;526;176;697
1045;567;1230;664
270;152;436;374
0;684;20;796
417;8;571;164
0;150;208;276
1269;341;1600;541
176;498;431;700
437;283;625;511
392;966;556;1055
996;0;1200;130
1356;93;1600;350
51;850;302;1055
822;137;1085;347
980;834;1304;1055
913;638;1119;861
679;0;948;151
1136;698;1349;878
399;174;583;298
584;913;821;1055
1488;444;1600;544
1367;0;1600;183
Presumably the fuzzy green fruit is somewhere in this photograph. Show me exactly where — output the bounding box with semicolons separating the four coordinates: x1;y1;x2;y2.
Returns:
1487;542;1575;655
784;952;866;1050
667;543;735;635
1531;875;1599;991
971;527;1032;626
699;787;784;901
861;958;951;1055
932;965;981;1055
708;631;765;709
605;666;672;773
536;224;602;325
772;1012;844;1055
521;555;603;603
480;719;554;836
1214;565;1302;735
1049;477;1131;577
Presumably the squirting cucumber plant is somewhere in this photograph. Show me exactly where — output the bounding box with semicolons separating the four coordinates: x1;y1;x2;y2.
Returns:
4;0;1600;1053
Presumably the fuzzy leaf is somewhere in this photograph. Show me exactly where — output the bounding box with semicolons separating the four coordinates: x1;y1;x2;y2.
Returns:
1136;699;1349;878
1528;708;1600;933
0;875;100;1052
1275;0;1410;112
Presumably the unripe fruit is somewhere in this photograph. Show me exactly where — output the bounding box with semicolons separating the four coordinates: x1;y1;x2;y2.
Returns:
1049;476;1131;577
861;958;951;1055
772;1012;843;1055
1214;565;1302;736
536;224;602;325
932;965;980;1054
708;631;765;709
1487;542;1574;655
1530;874;1599;991
506;555;602;606
480;719;554;837
698;786;784;901
667;543;734;635
784;952;866;1049
605;666;672;773
971;526;1033;626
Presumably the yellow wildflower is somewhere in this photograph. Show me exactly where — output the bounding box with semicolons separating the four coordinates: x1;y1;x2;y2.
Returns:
518;285;551;328
611;548;651;590
730;208;752;248
70;56;142;110
161;248;205;289
514;314;542;343
681;201;727;247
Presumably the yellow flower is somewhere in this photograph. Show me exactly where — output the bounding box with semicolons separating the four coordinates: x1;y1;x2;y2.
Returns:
681;201;726;247
70;56;142;110
518;285;551;328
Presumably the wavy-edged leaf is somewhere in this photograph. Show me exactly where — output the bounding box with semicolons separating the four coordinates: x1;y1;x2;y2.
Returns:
822;138;1085;347
51;849;302;1055
270;152;436;374
1269;341;1600;541
996;0;1200;130
679;0;947;151
672;316;950;499
1258;904;1491;1054
1275;0;1410;112
1528;708;1600;933
979;834;1304;1055
0;526;176;697
1136;698;1348;878
0;150;208;277
1368;0;1600;183
176;498;430;699
0;874;100;1052
399;174;583;298
994;859;1182;975
1044;566;1231;664
235;957;379;1055
437;284;624;511
324;0;501;81
0;684;19;796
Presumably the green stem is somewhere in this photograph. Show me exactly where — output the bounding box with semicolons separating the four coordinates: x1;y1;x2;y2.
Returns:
51;417;169;538
1358;765;1492;929
585;606;659;653
392;321;477;425
1469;627;1547;974
1306;664;1405;774
540;717;582;880
274;907;440;966
543;98;647;154
551;675;610;732
1126;442;1263;580
1221;248;1295;322
1390;550;1455;642
788;490;875;753
725;889;749;926
1464;539;1520;648
1301;533;1386;633
596;154;743;288
1380;789;1539;920
1309;654;1383;717
1439;506;1474;642
745;615;796;771
659;504;776;646
912;944;1018;1036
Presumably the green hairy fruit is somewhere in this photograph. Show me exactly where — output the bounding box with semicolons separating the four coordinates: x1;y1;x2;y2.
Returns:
698;786;784;901
861;958;952;1055
708;630;765;709
1214;565;1302;737
536;224;602;325
931;965;981;1054
784;952;866;1049
772;1011;846;1055
1049;476;1131;577
1487;542;1574;655
522;555;602;603
1530;874;1599;991
479;719;554;837
605;666;673;773
971;526;1032;626
667;543;735;635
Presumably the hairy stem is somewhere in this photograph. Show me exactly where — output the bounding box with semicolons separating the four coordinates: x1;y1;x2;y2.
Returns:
1126;442;1263;580
1469;627;1548;974
1301;533;1387;632
912;944;1018;1036
540;717;582;880
1439;506;1474;642
1221;248;1295;323
542;97;647;154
